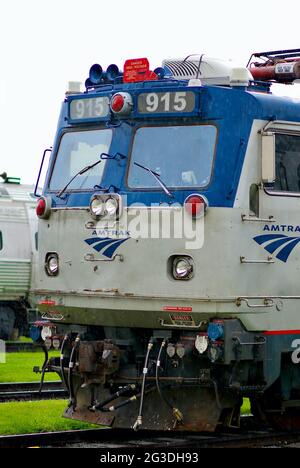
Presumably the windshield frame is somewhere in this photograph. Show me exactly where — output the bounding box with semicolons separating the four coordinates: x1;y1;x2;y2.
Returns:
47;126;113;194
125;122;218;193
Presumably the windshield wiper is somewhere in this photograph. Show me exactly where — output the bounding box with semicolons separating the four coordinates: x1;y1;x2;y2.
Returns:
57;159;102;199
134;162;174;198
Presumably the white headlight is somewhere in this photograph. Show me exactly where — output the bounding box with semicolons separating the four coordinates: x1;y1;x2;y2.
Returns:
41;326;52;341
173;258;193;279
90;197;105;218
45;253;59;276
49;257;58;274
105;197;118;217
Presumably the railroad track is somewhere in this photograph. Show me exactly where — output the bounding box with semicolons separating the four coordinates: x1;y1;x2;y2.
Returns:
1;426;300;448
0;381;67;402
5;342;35;352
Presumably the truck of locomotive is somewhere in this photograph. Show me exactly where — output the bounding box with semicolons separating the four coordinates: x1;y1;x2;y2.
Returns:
32;51;300;432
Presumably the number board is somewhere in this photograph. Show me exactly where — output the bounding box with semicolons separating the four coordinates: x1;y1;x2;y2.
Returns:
69;97;110;121
137;91;196;115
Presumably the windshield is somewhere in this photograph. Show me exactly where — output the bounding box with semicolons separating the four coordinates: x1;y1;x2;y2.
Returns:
49;129;113;191
127;125;216;189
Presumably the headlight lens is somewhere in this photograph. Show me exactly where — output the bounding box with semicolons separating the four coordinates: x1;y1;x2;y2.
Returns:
90;197;105;218
173;257;193;280
45;253;59;276
105;197;118;217
89;195;121;219
41;326;52;341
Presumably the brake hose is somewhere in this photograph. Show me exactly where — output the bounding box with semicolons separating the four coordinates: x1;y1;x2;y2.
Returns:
155;339;183;424
60;335;70;395
38;344;49;394
68;335;80;406
91;384;137;412
132;338;154;431
106;386;156;413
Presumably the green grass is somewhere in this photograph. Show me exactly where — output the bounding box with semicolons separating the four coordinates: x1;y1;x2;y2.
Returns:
0;351;97;435
0;351;60;383
0;400;97;435
242;398;251;415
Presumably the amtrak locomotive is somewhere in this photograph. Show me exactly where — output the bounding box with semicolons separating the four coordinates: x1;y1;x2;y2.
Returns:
33;49;300;431
0;173;38;339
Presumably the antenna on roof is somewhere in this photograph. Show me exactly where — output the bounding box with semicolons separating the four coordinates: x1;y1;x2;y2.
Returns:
0;173;21;184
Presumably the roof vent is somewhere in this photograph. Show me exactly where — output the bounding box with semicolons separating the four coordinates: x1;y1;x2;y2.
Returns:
162;55;253;86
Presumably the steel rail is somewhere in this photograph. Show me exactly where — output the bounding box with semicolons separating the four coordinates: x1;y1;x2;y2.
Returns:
0;381;67;402
1;426;300;449
6;342;35;353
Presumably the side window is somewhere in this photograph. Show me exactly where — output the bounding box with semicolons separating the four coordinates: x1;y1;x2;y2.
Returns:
0;232;2;250
274;134;300;192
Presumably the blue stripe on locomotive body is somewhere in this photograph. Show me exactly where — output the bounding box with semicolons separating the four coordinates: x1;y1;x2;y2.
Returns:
43;83;300;208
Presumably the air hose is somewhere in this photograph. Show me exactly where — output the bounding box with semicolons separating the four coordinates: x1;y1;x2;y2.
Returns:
155;339;183;424
38;344;49;394
68;335;80;406
60;335;70;395
105;386;156;413
91;384;137;412
132;338;154;431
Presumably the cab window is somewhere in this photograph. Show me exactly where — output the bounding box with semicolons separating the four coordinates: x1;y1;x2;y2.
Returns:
127;125;217;189
274;134;300;193
49;129;112;192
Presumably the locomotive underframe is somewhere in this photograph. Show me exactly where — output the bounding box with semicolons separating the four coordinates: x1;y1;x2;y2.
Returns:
35;317;300;431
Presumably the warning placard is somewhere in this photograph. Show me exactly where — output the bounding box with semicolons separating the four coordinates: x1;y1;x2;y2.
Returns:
123;58;150;83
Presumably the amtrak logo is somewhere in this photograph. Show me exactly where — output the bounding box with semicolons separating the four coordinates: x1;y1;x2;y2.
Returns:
85;237;130;259
254;234;300;263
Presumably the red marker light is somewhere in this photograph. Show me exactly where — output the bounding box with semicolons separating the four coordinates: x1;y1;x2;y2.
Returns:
184;194;208;218
111;94;125;113
110;92;133;116
36;198;46;217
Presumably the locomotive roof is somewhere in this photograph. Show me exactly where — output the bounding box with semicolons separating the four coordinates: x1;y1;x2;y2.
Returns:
0;182;35;202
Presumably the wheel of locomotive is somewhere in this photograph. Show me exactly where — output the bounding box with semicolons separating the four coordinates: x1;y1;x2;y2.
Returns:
250;379;300;431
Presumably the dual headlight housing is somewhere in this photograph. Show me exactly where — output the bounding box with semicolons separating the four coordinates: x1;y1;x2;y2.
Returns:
89;194;121;220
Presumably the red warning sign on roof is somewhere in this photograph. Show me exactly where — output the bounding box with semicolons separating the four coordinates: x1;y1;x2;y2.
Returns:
123;58;156;83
